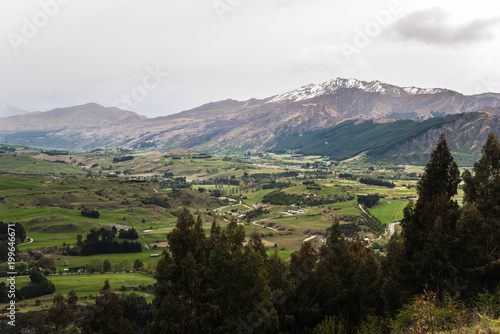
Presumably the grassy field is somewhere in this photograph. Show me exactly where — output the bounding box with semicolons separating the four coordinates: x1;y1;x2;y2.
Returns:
368;200;407;225
1;272;156;313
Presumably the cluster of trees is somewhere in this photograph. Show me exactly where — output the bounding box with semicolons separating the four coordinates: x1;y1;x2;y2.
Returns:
141;196;171;209
113;155;134;163
382;132;500;311
119;227;139;239
0;221;26;242
263;181;288;190
80;228;142;255
81;208;100;218
357;194;380;208
262;189;302;205
262;190;354;207
150;207;385;333
18;270;55;300
359;177;395;188
244;207;270;220
36;281;153;334
0;222;26;261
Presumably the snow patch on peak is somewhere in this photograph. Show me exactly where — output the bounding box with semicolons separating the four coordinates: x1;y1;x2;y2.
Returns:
402;86;446;95
267;78;447;103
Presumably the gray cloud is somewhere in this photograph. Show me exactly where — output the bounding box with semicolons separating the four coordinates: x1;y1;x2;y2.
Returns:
386;7;500;46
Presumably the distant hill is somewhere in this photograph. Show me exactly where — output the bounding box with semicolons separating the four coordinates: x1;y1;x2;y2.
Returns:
2;79;500;164
0;102;28;117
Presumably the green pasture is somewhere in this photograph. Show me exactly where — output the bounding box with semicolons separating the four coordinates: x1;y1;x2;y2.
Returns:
0;154;85;175
3;272;156;312
367;200;407;225
53;252;163;271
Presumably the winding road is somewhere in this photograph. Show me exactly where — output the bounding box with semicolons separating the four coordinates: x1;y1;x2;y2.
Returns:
19;237;33;246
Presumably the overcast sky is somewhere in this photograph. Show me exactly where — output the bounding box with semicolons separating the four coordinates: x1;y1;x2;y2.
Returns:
1;0;500;117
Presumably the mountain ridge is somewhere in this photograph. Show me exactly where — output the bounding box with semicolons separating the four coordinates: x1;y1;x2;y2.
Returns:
2;78;500;164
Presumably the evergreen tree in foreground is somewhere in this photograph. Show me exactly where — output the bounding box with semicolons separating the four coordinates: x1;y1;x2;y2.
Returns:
384;133;461;308
461;131;500;293
150;207;278;334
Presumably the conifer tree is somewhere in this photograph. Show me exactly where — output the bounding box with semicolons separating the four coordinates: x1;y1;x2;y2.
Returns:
463;131;500;254
247;229;267;258
461;131;500;291
82;280;134;334
400;133;461;299
40;293;75;334
67;289;78;307
151;211;277;333
314;219;382;330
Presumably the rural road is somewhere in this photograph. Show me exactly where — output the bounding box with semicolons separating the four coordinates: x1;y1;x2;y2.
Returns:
252;217;279;232
19;237;33;246
303;235;317;243
358;204;368;215
388;222;401;238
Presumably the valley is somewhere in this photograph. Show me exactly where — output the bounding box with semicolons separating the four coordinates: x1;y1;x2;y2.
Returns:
0;144;427;312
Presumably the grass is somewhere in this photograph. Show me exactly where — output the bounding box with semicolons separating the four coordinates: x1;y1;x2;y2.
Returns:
2;272;156;313
367;200;407;225
53;252;163;271
0;154;86;176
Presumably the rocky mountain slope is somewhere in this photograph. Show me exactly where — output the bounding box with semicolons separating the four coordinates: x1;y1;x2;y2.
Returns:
2;78;500;164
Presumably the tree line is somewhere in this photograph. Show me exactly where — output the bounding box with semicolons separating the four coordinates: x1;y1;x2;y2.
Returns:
80;227;142;256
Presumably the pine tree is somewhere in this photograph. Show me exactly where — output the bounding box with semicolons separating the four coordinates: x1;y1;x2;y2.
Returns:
67;289;78;307
151;213;278;333
82;280;134;334
463;131;500;255
461;131;500;292
400;133;461;299
247;229;267;258
381;232;413;314
150;207;211;334
286;240;319;332
314;220;382;330
41;293;75;334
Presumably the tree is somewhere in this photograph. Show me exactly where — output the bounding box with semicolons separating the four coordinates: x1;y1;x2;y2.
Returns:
76;234;83;247
399;133;461;300
381;232;413;314
147;260;156;271
38;256;55;269
119;258;132;272
103;259;112;272
133;259;143;271
461;131;500;292
30;270;47;284
246;229;267;258
151;208;278;333
0;282;9;303
313;219;382;330
41;293;75;334
150;207;212;333
82;280;134;334
88;258;104;273
67;289;78;307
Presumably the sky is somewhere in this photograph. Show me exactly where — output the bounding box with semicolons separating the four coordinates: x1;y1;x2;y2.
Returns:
1;0;500;118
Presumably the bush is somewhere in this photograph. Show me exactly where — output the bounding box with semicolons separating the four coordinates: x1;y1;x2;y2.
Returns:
81;208;100;218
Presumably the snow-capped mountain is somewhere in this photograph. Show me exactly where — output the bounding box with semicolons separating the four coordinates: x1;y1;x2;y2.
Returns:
268;78;448;103
2;77;500;165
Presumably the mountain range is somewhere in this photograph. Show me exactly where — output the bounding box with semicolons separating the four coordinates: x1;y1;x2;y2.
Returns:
2;78;500;165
